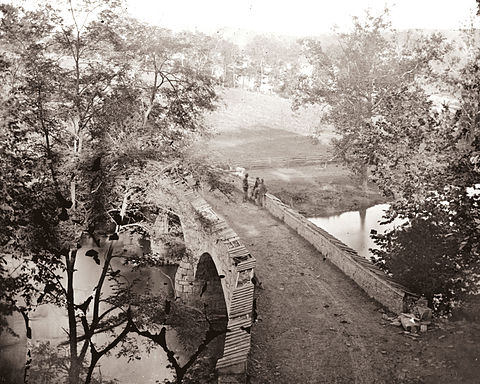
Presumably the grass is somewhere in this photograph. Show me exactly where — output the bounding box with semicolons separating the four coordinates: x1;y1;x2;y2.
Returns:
206;87;331;136
205;126;331;165
200;87;385;216
204;88;335;164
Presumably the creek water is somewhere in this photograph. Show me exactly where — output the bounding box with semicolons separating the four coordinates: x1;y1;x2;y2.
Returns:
309;203;403;259
0;234;179;383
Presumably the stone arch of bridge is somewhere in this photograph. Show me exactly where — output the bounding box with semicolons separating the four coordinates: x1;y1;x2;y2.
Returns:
148;179;250;320
174;245;231;313
193;253;228;323
149;202;232;313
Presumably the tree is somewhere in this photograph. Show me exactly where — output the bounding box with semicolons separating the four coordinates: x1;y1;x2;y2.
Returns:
293;8;480;313
293;9;450;189
0;0;71;343
370;32;480;313
126;298;226;384
245;35;301;94
0;1;219;383
215;38;240;88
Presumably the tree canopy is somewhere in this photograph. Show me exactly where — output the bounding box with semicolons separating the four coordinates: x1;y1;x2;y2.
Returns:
0;1;223;383
294;10;451;188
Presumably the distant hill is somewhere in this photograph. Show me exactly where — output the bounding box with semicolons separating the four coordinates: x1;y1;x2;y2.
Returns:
215;26;478;48
215;26;340;47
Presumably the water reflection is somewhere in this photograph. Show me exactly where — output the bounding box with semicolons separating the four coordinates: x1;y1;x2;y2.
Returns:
309;204;403;259
1;233;178;383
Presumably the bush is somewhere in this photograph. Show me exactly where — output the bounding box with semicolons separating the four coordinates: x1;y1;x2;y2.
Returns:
372;218;465;315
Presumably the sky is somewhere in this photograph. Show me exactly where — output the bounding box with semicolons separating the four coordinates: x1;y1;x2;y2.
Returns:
126;0;480;37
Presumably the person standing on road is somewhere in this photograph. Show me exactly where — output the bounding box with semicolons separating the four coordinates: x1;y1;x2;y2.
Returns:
251;177;260;200
242;173;249;202
192;179;200;192
257;178;267;207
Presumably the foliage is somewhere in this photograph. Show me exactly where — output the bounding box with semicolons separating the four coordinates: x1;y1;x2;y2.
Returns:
215;38;242;88
0;1;219;383
0;1;68;336
293;9;451;188
244;35;301;94
372;219;464;314
29;341;119;384
371;35;480;313
181;154;236;197
292;8;480;313
128;300;226;384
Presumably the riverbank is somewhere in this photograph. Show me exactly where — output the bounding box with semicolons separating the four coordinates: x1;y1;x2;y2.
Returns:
242;164;386;217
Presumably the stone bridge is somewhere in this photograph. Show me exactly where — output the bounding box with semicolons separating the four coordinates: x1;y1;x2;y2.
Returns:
154;172;421;383
158;181;256;383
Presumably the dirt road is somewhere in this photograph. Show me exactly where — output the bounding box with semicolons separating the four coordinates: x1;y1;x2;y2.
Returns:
204;190;480;384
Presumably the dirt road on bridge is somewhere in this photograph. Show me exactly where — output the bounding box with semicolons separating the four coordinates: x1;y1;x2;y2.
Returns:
203;190;480;384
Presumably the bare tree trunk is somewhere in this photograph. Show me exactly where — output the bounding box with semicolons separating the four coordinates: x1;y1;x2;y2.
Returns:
66;250;80;384
362;177;368;192
361;164;368;192
260;59;264;92
359;208;367;229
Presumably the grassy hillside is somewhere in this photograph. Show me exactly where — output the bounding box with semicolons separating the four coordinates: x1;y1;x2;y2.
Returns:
206;88;332;137
204;88;336;165
200;87;384;216
204;126;330;166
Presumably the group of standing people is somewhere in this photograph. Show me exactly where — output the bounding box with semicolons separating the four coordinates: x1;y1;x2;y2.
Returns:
242;173;267;206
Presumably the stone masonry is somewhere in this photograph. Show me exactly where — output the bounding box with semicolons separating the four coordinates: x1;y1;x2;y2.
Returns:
166;180;257;384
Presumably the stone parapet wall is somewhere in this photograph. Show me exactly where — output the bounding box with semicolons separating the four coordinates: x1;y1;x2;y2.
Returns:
263;193;286;220
265;191;412;313
229;173;414;314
